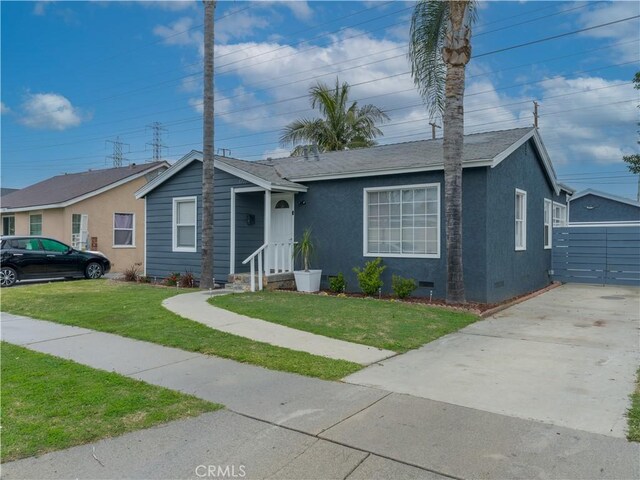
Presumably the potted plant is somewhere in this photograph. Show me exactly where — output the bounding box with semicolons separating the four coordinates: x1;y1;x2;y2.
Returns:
293;228;322;292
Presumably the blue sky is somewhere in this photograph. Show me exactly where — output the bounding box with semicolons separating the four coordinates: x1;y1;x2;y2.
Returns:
1;1;639;198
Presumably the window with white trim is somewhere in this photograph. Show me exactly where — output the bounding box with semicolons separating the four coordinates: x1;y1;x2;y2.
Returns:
2;215;15;236
553;202;567;227
114;213;135;247
173;197;197;252
29;213;42;235
515;189;527;251
544;199;552;249
364;184;440;258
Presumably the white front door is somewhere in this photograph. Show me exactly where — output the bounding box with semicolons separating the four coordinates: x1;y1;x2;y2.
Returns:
269;193;294;273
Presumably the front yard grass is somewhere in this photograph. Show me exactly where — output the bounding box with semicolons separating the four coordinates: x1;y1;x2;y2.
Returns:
210;291;479;353
0;281;360;381
628;368;640;442
1;342;221;463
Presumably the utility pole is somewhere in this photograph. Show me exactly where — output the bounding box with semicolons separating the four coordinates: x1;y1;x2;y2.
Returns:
429;122;441;140
146;122;167;162
533;101;539;128
105;137;129;167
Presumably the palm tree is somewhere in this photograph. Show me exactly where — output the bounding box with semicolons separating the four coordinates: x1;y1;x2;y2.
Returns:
280;78;389;155
201;0;216;289
409;0;475;304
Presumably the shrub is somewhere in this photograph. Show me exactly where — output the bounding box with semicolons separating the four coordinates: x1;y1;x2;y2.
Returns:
138;275;151;284
164;272;181;287
329;272;347;293
392;274;417;299
353;258;386;296
123;264;141;282
179;271;196;288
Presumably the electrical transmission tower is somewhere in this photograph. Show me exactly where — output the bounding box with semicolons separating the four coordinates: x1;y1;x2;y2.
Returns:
105;137;129;167
146;121;167;162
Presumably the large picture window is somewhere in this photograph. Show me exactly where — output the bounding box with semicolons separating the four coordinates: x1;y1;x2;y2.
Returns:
114;213;135;247
173;197;197;252
364;184;440;258
515;189;527;251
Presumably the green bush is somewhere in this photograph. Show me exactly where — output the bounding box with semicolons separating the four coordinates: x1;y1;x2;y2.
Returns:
392;274;417;299
329;272;347;293
353;258;386;296
164;272;181;287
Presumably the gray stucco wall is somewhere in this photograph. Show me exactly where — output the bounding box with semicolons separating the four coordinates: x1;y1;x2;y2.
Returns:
294;168;489;302
485;140;559;303
145;161;251;282
569;194;640;223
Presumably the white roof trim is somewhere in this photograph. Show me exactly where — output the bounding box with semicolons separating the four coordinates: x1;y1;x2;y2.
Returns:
490;128;560;195
2;163;168;214
135;151;307;198
568;189;640;208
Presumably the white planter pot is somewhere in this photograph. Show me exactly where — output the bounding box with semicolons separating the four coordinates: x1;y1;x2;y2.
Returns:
294;270;322;293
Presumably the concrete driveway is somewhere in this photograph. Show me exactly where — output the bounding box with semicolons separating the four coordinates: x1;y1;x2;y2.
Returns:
345;284;640;438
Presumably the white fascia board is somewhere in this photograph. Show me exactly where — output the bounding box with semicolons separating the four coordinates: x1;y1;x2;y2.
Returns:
490;128;560;196
2;163;169;214
289;161;493;183
569;189;640;207
135;151;201;199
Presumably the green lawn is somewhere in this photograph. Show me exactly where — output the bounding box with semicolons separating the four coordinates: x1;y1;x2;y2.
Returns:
0;281;360;381
210;291;479;353
1;342;221;462
628;368;640;442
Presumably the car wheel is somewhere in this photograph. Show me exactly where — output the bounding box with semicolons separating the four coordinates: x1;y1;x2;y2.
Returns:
85;262;104;279
0;267;17;287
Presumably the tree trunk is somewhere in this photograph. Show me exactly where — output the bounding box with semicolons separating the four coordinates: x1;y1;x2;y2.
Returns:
201;0;216;289
443;64;465;304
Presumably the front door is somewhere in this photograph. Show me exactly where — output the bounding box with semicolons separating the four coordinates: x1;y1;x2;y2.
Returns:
269;193;294;273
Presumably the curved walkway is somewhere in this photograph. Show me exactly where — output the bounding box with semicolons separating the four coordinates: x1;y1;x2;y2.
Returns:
163;291;396;365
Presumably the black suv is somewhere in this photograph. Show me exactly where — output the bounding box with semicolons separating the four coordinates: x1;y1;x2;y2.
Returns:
0;236;111;287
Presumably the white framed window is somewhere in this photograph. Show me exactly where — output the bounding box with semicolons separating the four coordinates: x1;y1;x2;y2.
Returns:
515;189;527;251
2;215;15;236
71;213;89;249
29;213;42;235
363;183;440;258
544;199;552;249
113;213;135;247
172;196;197;252
553;202;567;227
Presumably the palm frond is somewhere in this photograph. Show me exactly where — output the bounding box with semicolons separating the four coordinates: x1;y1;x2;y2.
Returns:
408;0;448;118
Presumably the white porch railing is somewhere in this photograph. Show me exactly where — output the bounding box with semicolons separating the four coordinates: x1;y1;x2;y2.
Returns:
241;241;295;292
242;243;267;292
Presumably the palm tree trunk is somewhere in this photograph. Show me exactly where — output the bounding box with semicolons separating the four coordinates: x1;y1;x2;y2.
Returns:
201;0;216;289
443;64;466;304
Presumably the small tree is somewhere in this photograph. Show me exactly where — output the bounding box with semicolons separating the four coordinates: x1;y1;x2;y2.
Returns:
622;72;640;175
353;258;386;296
293;228;315;272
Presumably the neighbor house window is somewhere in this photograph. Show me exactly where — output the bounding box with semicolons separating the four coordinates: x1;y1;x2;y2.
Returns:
71;213;89;249
515;189;527;251
2;215;15;236
553;202;567;227
544;199;552;249
29;214;42;235
173;197;197;252
364;184;440;258
114;213;135;247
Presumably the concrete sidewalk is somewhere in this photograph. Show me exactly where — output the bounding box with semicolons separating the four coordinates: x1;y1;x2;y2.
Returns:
2;313;638;479
163;291;395;365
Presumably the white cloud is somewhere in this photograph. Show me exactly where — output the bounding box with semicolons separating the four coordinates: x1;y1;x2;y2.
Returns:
285;1;313;21
153;17;202;47
216;12;270;44
0;102;10;115
142;1;197;12
33;1;51;16
19;93;85;130
576;2;640;62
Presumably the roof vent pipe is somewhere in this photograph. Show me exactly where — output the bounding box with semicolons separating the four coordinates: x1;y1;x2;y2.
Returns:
312;144;320;161
303;146;309;161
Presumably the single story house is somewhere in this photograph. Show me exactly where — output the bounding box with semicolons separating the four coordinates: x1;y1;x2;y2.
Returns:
568;189;640;225
1;162;168;273
136;127;571;303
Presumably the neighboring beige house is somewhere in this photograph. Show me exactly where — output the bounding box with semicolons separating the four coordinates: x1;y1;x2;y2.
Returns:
1;162;168;273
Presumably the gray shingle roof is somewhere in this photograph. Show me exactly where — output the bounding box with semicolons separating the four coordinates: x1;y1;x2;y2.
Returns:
217;156;305;189
1;162;167;210
259;127;534;180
